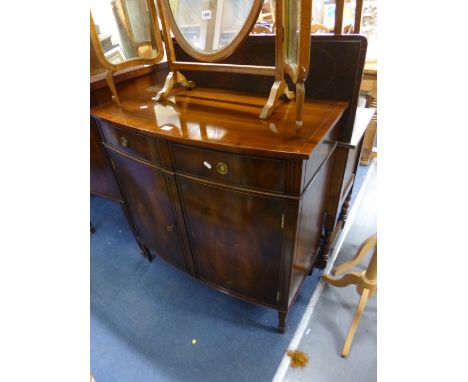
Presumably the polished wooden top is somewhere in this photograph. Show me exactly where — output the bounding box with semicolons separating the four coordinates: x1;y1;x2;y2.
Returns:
91;87;348;159
90;62;168;92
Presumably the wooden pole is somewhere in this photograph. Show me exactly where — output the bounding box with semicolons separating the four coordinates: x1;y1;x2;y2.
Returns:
334;0;345;34
354;0;364;33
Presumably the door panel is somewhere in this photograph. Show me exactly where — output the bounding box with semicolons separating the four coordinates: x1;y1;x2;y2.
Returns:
108;150;187;271
178;177;285;306
90;118;122;201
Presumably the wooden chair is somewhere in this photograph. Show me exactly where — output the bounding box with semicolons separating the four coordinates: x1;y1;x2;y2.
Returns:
258;0;274;25
334;0;364;34
252;24;273;34
265;0;365;35
310;23;331;34
322;234;377;357
343;23;354;34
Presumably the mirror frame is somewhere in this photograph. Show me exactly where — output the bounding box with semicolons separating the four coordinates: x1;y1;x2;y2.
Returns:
283;0;312;84
281;0;312;126
159;0;264;62
89;0;165;72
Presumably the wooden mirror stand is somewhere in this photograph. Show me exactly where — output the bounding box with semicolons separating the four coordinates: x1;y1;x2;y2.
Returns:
156;0;314;125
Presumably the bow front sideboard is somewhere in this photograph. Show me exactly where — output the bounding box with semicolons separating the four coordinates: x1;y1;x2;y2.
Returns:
92;83;347;331
90;35;367;332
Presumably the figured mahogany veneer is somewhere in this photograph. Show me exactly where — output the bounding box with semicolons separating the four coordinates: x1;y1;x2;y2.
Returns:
171;143;287;193
107;149;187;271
92;86;348;332
90;118;123;202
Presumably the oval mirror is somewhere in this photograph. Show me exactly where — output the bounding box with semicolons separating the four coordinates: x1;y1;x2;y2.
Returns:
90;0;164;71
160;0;264;61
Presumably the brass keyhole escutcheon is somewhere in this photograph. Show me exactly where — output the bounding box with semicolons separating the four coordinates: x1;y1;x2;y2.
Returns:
120;136;129;147
216;162;229;175
166;224;174;232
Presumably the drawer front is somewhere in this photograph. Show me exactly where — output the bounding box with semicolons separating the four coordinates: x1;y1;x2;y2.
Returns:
171;143;287;193
98;121;161;165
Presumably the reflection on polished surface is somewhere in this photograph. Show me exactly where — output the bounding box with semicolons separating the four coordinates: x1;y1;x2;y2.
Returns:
91;87;348;158
90;0;158;64
168;0;255;53
154;99;182;132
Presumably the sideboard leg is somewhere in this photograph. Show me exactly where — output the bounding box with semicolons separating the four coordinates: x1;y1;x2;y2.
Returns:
119;203;153;262
139;243;153;262
133;233;151;261
278;311;287;333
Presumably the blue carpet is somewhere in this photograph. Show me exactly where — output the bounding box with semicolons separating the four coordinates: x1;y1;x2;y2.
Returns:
91;196;322;382
350;163;373;207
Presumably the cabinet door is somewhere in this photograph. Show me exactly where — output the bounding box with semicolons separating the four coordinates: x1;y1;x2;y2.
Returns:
108;150;187;271
90;118;122;201
178;177;285;307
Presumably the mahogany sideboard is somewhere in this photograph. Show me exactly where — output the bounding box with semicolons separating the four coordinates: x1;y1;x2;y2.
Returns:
92;84;347;332
90;35;367;331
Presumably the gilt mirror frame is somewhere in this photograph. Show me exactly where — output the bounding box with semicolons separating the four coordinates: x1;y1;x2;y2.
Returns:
283;0;312;84
283;0;312;125
90;0;165;104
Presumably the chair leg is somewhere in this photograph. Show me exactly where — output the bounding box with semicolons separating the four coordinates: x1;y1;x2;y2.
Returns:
341;288;370;358
322;272;362;288
333;235;377;275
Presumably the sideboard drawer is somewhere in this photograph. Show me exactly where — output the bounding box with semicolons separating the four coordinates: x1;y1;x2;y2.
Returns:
171;143;287;193
99;121;161;165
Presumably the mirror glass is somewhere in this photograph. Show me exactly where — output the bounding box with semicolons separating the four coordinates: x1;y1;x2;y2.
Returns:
284;0;300;69
168;0;255;53
90;0;159;65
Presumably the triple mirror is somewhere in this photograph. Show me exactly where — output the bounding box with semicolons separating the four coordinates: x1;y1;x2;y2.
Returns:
91;0;313;124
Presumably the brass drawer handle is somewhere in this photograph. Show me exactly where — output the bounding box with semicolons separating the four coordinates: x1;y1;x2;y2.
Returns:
166;224;174;232
216;161;229;175
120;136;129;147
